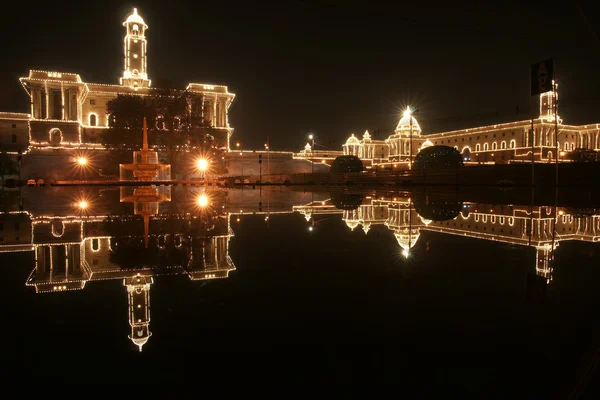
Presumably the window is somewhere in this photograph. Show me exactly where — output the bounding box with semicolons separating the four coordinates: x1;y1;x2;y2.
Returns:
92;239;99;251
484;143;489;151
492;142;497;150
90;99;95;105
11;124;16;128
476;144;480;151
11;134;16;143
510;140;515;148
89;114;97;126
493;134;496;138
564;142;569;150
571;143;575;150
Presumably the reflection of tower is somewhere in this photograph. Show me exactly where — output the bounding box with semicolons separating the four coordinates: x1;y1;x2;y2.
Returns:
125;273;153;352
535;244;556;283
120;8;150;89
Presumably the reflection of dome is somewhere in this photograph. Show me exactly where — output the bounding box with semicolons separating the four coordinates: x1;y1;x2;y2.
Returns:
124;8;147;27
363;130;371;141
396;113;421;135
419;216;432;225
130;332;151;352
421;139;433;149
345;134;360;145
362;223;371;234
394;230;420;250
345;219;360;230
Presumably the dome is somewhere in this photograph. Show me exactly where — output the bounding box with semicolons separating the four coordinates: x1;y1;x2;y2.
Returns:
345;134;360;145
394;230;420;250
395;108;421;135
124;8;147;28
421;139;433;149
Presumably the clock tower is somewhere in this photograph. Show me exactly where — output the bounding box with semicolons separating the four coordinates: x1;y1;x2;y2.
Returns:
120;8;150;89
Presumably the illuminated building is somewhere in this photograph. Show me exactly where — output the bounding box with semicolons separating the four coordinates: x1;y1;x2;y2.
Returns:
10;8;234;150
296;85;600;168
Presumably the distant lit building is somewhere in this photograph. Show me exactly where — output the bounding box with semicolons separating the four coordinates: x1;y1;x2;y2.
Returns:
298;86;600;168
1;8;235;151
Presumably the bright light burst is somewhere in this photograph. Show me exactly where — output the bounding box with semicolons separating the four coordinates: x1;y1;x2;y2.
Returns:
402;249;409;258
197;194;208;207
196;158;209;171
77;157;87;166
78;200;88;209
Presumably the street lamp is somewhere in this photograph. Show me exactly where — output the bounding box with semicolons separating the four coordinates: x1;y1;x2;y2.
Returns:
560;150;565;162
236;142;243;177
196;158;208;181
77;157;87;166
308;133;315;174
197;193;208;207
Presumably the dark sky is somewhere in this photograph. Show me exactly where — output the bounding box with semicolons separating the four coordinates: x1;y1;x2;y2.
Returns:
2;1;600;150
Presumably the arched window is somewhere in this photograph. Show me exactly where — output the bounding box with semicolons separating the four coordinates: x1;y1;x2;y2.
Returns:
491;216;496;224
474;215;480;222
133;24;139;35
501;141;506;149
92;239;100;252
571;142;575;150
564;142;569;150
476;144;481;151
508;217;514;226
156;116;165;130
482;215;487;223
510;140;516;148
492;142;497;150
483;143;489;151
499;216;505;225
89;114;97;126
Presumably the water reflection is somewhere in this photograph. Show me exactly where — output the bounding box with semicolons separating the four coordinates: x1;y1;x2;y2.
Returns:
2;185;600;351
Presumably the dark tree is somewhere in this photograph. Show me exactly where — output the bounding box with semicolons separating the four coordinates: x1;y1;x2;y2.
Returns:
101;94;157;149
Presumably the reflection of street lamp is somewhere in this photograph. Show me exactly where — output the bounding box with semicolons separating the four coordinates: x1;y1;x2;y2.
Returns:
77;157;87;166
78;200;88;209
560;150;565;162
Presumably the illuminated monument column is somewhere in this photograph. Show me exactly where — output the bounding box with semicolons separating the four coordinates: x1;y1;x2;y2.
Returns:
120;8;150;90
120;117;172;248
124;273;153;352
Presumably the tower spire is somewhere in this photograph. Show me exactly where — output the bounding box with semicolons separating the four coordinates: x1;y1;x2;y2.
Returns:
143;116;148;151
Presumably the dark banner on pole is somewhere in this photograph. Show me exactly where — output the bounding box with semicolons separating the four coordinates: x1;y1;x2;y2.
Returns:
531;59;553;96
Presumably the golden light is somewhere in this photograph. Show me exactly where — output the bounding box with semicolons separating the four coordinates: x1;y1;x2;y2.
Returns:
77;157;87;166
560;151;565;156
236;142;240;147
196;158;208;171
558;210;564;215
197;194;208;207
402;249;409;258
403;107;412;118
78;200;88;209
308;134;314;140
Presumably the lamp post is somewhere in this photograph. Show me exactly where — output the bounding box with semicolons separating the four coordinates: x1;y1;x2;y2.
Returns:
308;133;314;174
264;138;270;183
236;142;243;178
196;158;208;182
405;106;419;169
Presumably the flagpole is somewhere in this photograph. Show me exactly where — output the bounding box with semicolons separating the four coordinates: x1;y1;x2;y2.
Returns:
529;67;535;187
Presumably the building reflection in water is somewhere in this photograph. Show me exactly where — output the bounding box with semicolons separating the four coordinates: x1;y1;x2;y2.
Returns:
2;186;600;350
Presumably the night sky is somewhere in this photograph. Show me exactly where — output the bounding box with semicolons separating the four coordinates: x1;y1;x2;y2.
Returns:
2;1;600;150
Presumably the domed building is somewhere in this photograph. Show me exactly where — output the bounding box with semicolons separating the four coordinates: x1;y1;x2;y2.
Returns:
385;108;427;163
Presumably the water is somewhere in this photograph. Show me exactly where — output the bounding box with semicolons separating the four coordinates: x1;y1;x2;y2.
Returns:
3;185;600;395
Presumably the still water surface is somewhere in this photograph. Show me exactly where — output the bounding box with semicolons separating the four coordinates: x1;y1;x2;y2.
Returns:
3;185;600;394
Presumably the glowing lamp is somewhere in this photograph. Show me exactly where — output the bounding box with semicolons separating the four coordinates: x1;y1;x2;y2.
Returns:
402;249;409;258
197;158;208;171
308;226;314;232
77;157;87;166
197;194;208;207
308;134;314;140
78;201;88;209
